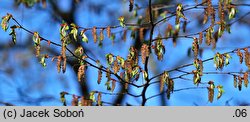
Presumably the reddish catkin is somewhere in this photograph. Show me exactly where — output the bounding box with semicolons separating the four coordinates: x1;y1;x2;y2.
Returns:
92;26;97;43
71;95;78;106
106;26;111;38
244;48;250;68
192;37;199;59
111;79;116;92
97;92;102;106
56;56;62;73
141;44;149;64
199;59;203;75
237;49;243;64
244;72;249;87
113;59;120;74
233;75;237;88
139;28;144;41
97;67;102;84
78;65;86;82
100;28;104;41
238;76;242;91
160;74;164;93
61;42;67;73
123;29;127;42
199;32;203;44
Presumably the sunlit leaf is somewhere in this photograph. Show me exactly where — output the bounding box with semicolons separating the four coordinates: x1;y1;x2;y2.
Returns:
1;13;12;31
118;16;125;27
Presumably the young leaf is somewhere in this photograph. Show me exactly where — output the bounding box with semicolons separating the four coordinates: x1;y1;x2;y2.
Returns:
80;29;88;43
217;85;224;100
60;91;69;106
105;81;111;91
105;53;114;66
40;55;48;67
60;22;69;39
118;16;125;27
1;13;12;31
75;46;84;57
9;25;19;44
70;23;78;41
33;32;41;57
89;91;96;102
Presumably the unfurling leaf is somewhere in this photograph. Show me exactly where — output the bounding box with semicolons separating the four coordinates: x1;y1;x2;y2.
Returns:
117;56;125;69
60;91;69;106
33;32;41;57
80;29;88;43
70;23;78;41
154;35;165;61
193;70;201;86
141;43;149;64
1;13;12;31
60;22;69;39
118;16;125;27
224;53;231;66
40;54;49;67
9;25;19;44
105;81;111;91
229;7;236;20
111;79;116;92
207;81;215;103
160;71;169;93
75;46;84;57
217;85;224;100
97;92;102;106
105;53;114;66
89;91;96;102
244;72;249;87
143;70;148;81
